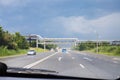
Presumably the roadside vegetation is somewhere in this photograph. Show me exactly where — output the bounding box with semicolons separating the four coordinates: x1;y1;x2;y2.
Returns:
92;46;120;56
0;26;29;57
75;41;120;56
29;47;48;53
0;26;57;57
0;27;29;50
0;46;27;57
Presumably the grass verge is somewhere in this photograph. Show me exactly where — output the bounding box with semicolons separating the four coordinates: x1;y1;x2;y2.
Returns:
29;47;48;53
85;46;120;56
0;47;48;57
0;48;28;57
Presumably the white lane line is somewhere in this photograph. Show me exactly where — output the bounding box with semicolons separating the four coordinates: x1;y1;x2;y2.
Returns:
75;52;87;56
65;52;71;56
58;57;62;61
113;61;118;63
79;64;85;68
82;53;87;56
66;52;69;54
23;52;58;69
72;57;75;59
83;57;92;61
113;58;120;61
67;52;71;55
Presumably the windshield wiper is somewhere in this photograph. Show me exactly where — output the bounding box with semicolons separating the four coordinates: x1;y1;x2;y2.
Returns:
7;67;58;74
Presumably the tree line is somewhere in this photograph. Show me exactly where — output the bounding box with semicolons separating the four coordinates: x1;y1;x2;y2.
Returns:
75;41;110;51
0;26;29;50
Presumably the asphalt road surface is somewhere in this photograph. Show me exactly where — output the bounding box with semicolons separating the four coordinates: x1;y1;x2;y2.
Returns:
0;51;120;79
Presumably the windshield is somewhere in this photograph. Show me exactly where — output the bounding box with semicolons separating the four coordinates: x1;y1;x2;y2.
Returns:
0;0;120;79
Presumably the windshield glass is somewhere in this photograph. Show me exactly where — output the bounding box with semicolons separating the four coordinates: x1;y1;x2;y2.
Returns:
0;0;120;79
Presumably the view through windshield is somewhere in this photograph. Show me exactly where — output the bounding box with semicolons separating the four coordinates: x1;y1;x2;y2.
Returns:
0;0;120;79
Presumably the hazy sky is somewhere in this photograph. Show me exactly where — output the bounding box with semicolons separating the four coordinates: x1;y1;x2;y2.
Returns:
0;0;120;40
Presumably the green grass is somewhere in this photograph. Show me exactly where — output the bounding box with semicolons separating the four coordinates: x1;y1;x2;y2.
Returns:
29;47;48;53
0;47;28;57
85;46;120;56
0;47;48;57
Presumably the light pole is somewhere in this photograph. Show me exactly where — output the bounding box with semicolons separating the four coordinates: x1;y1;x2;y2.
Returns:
96;33;99;53
36;38;38;48
94;30;99;53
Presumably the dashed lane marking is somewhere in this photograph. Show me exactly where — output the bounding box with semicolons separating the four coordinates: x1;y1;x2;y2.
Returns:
83;57;93;61
113;61;118;63
72;57;75;59
79;64;85;68
113;58;120;61
58;57;62;61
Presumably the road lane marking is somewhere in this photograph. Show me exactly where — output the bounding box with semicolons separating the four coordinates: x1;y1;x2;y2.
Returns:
79;64;85;68
58;57;62;61
113;61;118;63
113;58;120;61
72;57;75;59
23;52;58;69
75;52;87;56
66;52;69;54
83;57;92;61
68;53;71;56
82;53;87;56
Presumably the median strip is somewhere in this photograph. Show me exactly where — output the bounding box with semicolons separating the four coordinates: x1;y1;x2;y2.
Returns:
23;52;58;68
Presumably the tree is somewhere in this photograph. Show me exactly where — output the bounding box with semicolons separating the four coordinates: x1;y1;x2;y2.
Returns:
75;41;96;51
0;26;4;46
14;32;29;49
46;44;57;50
0;26;29;49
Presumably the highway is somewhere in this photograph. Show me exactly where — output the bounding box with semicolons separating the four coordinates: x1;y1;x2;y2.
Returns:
0;51;120;79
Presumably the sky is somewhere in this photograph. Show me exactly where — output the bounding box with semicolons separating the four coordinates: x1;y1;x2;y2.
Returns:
0;0;120;40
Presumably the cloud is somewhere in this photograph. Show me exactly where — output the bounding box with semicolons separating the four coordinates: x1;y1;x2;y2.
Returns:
91;13;120;28
0;0;18;6
0;0;66;7
54;16;92;34
50;13;120;39
0;0;29;7
90;13;120;38
0;18;2;22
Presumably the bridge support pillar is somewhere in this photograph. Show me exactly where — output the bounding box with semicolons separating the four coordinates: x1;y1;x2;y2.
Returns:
44;41;46;52
36;38;38;48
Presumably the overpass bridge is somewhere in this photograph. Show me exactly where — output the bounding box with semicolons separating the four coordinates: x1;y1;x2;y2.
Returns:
25;34;78;49
25;34;119;51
